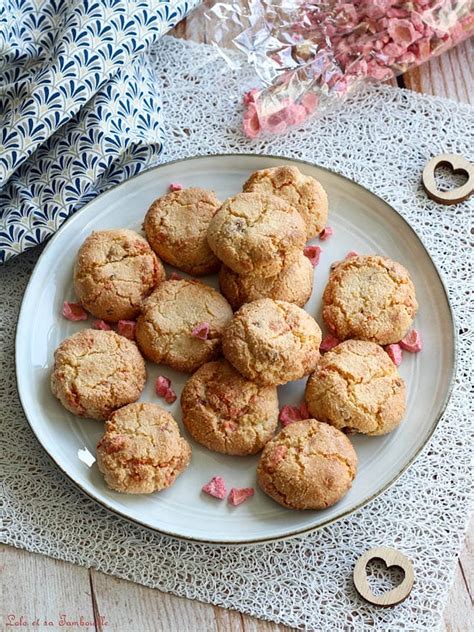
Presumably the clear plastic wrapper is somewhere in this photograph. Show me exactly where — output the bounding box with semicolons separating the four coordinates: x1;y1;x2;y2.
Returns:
203;0;474;136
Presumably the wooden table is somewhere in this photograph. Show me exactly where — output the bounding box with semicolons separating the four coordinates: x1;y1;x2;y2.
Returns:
2;16;473;632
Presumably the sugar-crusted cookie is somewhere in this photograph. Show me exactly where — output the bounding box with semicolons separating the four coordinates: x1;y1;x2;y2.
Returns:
51;329;146;420
243;165;328;239
207;192;306;278
257;419;357;509
74;229;164;321
181;359;279;455
218;252;313;310
96;403;191;494
222;299;322;386
305;340;406;435
322;255;418;345
144;187;221;276
136;279;233;373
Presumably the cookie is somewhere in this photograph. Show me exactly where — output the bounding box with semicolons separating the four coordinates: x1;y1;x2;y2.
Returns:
305;340;406;436
136;279;233;373
257;419;357;510
207;192;306;278
322;255;418;345
96;403;191;494
218;252;314;310
144;187;221;276
243;165;328;239
222;299;322;386
74;229;164;321
181;359;279;455
51;329;146;420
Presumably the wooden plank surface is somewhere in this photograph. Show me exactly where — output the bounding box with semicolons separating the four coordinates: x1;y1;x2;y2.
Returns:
2;13;473;632
443;530;474;632
1;545;96;629
1;532;472;631
403;38;474;105
89;569;292;632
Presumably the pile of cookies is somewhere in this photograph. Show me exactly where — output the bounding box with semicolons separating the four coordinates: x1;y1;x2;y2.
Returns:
51;164;420;512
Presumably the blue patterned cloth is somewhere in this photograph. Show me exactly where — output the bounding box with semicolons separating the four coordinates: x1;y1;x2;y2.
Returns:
0;0;200;263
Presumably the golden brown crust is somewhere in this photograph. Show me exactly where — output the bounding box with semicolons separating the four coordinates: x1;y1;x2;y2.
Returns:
96;403;191;494
135;279;233;373
257;419;357;509
73;229;164;321
206;192;306;278
305;340;406;436
144;187;221;276
181;359;279;455
50;329;146;420
322;255;418;345
243;166;328;239
222;299;322;386
218;252;314;311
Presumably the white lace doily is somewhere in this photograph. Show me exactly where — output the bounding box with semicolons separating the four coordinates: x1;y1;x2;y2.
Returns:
1;37;473;631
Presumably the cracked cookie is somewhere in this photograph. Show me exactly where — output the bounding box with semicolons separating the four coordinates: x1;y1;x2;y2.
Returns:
243;165;328;239
322;255;418;345
136;279;233;373
305;340;406;436
207;192;306;278
218;252;314;310
96;402;191;494
74;229;164;322
181;359;279;455
144;187;221;276
257;418;357;509
51;329;146;420
222;298;322;386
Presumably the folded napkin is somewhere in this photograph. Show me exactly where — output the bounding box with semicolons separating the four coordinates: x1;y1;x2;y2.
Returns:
0;0;200;264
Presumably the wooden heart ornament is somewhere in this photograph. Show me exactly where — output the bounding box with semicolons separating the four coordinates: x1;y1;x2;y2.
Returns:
353;546;414;607
422;153;474;205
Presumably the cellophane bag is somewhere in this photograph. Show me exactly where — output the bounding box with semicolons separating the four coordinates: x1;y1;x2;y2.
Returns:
201;0;473;136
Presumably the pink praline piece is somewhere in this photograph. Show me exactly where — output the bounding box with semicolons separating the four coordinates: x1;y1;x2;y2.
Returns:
117;319;136;340
319;226;333;241
62;301;87;321
228;487;255;506
345;250;359;259
202;476;227;500
279;403;308;428
243;88;259;105
399;329;422;353
169;272;184;281
243;103;261;139
385;343;403;366
155;376;177;404
91;319;112;331
191;322;210;340
320;334;340;353
303;245;321;267
164;388;177;404
155;375;171;396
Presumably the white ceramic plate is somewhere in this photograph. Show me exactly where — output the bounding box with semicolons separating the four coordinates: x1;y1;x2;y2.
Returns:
16;154;456;544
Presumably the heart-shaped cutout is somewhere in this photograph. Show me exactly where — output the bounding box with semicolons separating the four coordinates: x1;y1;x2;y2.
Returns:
353;546;414;607
434;163;469;192
366;557;405;595
422;153;474;205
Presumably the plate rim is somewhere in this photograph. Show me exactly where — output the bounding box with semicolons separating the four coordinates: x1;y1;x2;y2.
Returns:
15;152;458;546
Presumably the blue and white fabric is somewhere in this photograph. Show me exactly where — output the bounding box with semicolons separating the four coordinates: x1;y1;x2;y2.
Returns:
0;0;200;263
